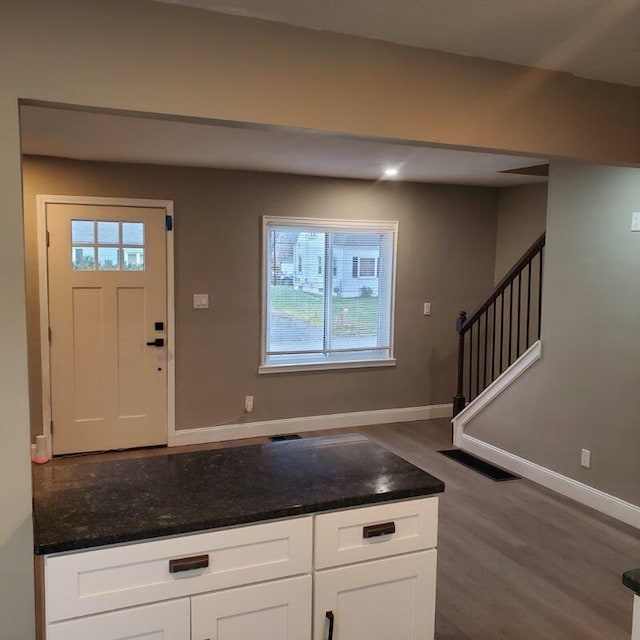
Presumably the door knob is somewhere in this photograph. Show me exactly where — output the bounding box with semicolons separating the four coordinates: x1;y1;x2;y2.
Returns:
146;338;165;347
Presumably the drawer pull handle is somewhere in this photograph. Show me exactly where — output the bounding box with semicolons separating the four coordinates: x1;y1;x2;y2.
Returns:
363;521;396;539
169;554;209;573
326;611;335;640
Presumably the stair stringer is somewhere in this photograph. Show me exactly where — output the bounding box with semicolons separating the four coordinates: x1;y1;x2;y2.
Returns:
452;340;542;447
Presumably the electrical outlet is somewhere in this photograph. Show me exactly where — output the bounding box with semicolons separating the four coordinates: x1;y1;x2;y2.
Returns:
580;448;591;469
245;395;254;413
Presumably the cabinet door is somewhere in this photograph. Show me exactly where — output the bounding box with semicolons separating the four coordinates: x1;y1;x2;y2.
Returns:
192;574;312;640
47;598;189;640
313;550;436;640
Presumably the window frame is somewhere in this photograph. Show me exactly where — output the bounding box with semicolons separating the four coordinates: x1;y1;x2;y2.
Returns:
260;216;398;374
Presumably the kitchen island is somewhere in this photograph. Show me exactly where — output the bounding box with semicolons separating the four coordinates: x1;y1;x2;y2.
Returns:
33;434;445;640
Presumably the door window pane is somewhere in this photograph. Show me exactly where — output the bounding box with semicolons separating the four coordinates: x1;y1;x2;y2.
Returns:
122;248;145;270
97;221;119;244
69;220;146;271
97;247;120;270
122;222;144;245
72;247;95;270
71;220;95;244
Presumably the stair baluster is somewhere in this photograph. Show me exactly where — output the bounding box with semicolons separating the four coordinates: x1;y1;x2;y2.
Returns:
453;232;545;417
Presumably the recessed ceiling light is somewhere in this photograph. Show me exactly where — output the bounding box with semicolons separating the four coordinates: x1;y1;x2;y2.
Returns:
384;167;399;177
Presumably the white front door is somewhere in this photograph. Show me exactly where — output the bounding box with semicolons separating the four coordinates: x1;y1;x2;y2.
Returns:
46;202;170;454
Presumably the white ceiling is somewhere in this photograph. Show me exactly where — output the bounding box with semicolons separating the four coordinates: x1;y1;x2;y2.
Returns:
20;106;546;186
155;0;640;87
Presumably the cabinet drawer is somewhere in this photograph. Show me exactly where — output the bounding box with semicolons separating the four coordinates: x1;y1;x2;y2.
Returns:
314;497;438;569
45;516;312;623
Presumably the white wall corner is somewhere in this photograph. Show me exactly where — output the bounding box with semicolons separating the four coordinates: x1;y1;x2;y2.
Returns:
169;403;453;446
452;340;542;447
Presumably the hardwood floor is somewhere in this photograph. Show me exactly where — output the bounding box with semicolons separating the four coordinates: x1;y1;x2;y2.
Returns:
44;418;640;638
356;419;640;639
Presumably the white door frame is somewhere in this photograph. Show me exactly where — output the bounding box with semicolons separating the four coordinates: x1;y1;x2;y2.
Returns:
36;194;175;458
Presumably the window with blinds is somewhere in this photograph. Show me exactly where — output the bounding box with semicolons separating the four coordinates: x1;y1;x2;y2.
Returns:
261;217;398;372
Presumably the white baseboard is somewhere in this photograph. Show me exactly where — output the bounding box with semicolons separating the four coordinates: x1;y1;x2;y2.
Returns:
169;403;453;447
452;340;542;447
460;433;640;529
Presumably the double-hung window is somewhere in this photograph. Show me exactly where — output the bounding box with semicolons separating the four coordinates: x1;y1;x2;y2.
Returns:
261;216;398;372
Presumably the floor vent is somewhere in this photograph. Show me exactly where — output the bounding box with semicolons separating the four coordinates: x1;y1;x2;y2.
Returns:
439;449;520;481
269;434;302;442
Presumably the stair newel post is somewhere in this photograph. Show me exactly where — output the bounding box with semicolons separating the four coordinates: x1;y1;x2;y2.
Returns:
453;311;467;417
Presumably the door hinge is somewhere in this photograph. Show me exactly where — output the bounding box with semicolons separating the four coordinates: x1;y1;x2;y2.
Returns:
50;420;54;435
46;230;50;247
165;215;173;231
48;326;52;343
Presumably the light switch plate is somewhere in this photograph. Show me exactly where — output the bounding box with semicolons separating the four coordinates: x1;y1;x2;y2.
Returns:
632;212;640;232
193;293;209;310
423;302;431;316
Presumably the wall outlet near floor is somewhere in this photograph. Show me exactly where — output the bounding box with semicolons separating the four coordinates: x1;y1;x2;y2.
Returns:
244;395;254;412
580;448;591;469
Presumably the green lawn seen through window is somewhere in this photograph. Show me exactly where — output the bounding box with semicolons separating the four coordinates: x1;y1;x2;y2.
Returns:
270;285;378;336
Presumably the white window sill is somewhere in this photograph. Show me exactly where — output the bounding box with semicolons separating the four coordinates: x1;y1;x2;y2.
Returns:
258;358;397;375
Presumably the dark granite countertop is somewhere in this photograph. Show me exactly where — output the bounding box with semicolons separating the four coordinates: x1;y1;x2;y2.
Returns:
32;435;444;555
623;568;640;595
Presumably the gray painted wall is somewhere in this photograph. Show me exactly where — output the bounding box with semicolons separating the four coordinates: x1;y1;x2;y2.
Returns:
494;183;548;283
23;155;499;436
6;1;640;636
467;161;640;505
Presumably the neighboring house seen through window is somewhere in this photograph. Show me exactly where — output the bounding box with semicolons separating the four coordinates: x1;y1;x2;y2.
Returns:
261;216;398;372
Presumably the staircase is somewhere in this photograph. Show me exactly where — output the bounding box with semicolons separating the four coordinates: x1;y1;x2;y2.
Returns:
453;232;546;416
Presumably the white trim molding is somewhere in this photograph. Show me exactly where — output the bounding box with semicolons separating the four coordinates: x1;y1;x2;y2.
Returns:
459;434;640;530
452;340;542;447
170;403;453;446
451;338;640;529
36;194;176;457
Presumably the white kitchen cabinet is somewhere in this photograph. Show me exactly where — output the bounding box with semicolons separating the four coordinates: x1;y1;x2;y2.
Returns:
42;497;439;640
192;574;312;640
313;550;437;640
45;517;312;623
314;497;438;569
46;598;190;640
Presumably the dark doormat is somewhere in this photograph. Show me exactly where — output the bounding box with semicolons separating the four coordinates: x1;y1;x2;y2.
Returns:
439;449;520;481
269;434;302;442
